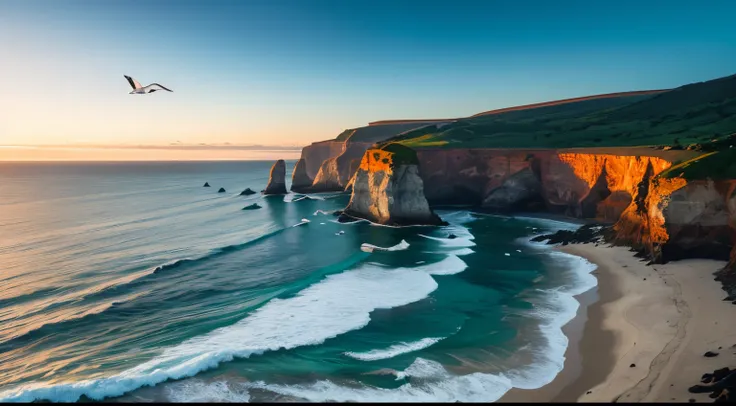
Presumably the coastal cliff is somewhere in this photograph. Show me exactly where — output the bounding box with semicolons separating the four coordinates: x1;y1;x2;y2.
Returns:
343;145;444;226
344;146;736;272
291;122;448;193
304;74;736;277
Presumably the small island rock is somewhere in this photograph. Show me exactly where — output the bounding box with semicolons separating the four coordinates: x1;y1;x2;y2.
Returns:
263;159;288;195
242;203;262;210
240;188;257;196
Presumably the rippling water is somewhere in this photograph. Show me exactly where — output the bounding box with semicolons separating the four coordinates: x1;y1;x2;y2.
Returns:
0;161;596;402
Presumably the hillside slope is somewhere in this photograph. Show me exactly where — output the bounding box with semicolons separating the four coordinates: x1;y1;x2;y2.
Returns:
387;75;736;150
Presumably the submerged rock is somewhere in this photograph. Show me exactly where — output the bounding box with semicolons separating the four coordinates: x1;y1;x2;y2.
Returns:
263;159;288;195
240;188;256;196
203;182;211;187
242;203;262;210
218;187;226;193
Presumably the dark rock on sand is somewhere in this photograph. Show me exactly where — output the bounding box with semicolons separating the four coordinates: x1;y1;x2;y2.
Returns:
218;188;226;193
240;188;256;196
630;363;636;368
705;351;720;358
530;223;608;245
203;182;211;187
689;367;736;403
242;203;261;210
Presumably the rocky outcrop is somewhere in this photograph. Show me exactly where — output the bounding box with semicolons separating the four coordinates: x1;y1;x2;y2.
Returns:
263;160;287;195
292;122;445;193
290;159;311;192
344;147;444;226
291;141;344;192
345;145;736;274
311;142;372;192
240;188;256;196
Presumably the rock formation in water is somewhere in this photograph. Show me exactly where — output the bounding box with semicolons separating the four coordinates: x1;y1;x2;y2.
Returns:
342;144;736;284
291;122;448;193
203;182;210;187
343;145;445;226
263;159;288;195
242;203;261;210
240;188;256;196
290;159;312;192
218;187;226;193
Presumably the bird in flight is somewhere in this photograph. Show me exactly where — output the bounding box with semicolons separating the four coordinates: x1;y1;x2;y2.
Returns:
124;75;173;94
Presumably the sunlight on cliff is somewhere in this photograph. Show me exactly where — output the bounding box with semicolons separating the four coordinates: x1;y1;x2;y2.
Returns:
557;153;688;248
360;149;394;174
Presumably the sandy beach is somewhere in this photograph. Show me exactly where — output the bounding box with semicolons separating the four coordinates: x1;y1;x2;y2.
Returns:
504;243;736;403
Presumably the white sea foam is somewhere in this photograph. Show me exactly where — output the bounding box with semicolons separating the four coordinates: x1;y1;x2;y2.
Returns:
166;380;250;403
421;255;468;276
360;240;410;253
345;337;444;361
292;219;310;227
244;357;513;402
0;261;447;402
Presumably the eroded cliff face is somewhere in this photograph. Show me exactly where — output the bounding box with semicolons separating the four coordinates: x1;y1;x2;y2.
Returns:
291;141;344;192
343;149;444;226
310;142;371;192
348;146;736;269
292;123;442;193
416;149;550;205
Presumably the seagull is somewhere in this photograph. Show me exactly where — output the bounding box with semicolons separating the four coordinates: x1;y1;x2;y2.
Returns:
124;75;173;94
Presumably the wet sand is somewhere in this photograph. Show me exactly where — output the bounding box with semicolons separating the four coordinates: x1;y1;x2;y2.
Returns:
502;244;734;403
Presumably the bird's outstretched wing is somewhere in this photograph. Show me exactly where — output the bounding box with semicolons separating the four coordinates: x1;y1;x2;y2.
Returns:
124;75;143;90
150;83;173;92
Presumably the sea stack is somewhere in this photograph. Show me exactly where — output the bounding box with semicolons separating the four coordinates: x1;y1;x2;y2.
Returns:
240;188;257;196
291;158;312;192
203;182;210;187
343;144;445;226
263;159;288;195
218;187;226;193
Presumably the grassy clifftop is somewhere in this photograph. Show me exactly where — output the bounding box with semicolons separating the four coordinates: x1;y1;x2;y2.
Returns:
386;74;736;151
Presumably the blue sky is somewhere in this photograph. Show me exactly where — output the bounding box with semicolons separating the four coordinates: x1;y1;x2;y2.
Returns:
1;0;735;148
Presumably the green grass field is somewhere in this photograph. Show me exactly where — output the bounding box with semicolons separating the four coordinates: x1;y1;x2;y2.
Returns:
385;75;736;152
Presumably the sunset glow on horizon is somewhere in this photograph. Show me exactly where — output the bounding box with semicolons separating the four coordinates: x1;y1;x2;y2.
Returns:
2;0;736;161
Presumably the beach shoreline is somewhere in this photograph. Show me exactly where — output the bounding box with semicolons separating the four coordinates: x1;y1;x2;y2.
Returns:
502;243;734;403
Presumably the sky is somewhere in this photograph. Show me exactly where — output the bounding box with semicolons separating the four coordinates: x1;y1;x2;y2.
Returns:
1;0;735;160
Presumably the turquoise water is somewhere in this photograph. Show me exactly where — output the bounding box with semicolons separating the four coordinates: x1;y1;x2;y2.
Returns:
0;161;596;402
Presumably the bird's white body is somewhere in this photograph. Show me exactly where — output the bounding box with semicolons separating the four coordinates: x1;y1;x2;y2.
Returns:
124;75;172;94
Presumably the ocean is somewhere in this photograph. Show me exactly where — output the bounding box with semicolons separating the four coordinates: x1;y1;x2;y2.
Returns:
0;160;597;402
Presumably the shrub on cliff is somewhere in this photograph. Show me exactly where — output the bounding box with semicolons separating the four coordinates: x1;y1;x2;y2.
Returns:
379;143;419;167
